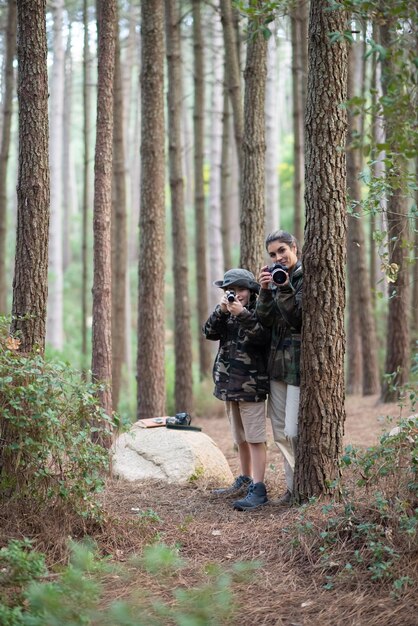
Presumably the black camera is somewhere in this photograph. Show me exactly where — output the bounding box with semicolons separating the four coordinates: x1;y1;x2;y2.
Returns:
268;262;288;285
225;290;236;302
166;412;191;426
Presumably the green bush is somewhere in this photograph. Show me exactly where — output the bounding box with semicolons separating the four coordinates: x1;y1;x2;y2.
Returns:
0;318;112;519
289;413;417;595
0;540;260;625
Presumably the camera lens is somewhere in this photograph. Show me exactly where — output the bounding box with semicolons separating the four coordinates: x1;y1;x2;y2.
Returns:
226;291;235;302
269;263;288;285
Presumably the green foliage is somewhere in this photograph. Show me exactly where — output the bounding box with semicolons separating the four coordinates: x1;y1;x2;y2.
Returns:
290;412;417;595
0;318;111;520
0;540;260;626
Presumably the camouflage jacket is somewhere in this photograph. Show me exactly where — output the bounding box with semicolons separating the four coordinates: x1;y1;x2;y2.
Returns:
202;302;270;402
256;261;302;386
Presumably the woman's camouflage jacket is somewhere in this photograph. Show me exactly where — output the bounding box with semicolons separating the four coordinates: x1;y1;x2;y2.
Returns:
202;301;270;402
256;261;302;386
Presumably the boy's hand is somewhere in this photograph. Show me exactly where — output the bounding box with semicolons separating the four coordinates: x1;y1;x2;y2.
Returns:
227;299;244;316
219;293;229;313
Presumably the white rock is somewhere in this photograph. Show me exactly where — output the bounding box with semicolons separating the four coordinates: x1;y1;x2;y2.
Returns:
112;424;234;487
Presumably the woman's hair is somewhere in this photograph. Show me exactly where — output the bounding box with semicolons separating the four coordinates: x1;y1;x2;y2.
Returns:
265;230;301;258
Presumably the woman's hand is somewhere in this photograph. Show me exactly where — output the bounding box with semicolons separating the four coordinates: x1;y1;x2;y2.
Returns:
258;265;272;290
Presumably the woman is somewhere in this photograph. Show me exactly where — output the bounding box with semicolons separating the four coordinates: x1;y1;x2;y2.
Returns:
257;230;302;505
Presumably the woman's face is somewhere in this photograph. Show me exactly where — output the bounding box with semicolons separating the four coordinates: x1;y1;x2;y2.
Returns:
267;240;298;270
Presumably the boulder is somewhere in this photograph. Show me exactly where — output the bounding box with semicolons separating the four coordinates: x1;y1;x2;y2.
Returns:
112;424;234;487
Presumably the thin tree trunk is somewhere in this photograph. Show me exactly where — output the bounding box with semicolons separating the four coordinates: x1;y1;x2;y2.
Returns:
239;10;268;275
413;155;418;336
220;0;243;180
220;84;232;271
192;0;211;380
295;0;348;501
92;0;116;430
81;0;91;368
11;0;50;353
380;20;410;402
346;42;379;396
165;0;193;414
62;22;74;272
291;4;304;244
265;29;280;235
208;14;225;310
111;15;127;412
136;0;166;419
0;0;17;315
46;0;65;350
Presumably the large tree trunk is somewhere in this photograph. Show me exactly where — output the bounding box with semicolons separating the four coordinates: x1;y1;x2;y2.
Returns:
11;0;50;353
192;0;211;380
239;9;268;275
380;20;411;402
0;0;17;315
92;0;116;430
136;0;166;419
111;15;127;413
294;0;348;501
346;42;379;396
165;0;193;414
46;0;65;350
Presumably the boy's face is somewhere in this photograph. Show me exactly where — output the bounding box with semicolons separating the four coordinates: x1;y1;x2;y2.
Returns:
226;286;251;306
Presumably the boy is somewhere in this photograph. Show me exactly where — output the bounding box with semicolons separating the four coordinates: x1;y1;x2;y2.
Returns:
202;269;270;510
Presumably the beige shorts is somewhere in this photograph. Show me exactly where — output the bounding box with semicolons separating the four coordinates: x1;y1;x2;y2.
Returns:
225;400;267;445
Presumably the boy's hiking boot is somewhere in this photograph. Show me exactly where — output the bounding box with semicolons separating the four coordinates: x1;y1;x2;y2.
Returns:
233;481;268;511
211;475;252;497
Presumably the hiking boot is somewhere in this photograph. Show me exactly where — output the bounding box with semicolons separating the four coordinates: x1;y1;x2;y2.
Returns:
233;482;268;511
211;475;252;497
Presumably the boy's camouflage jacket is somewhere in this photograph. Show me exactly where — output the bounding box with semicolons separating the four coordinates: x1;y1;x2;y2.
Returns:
202;301;270;402
256;261;302;386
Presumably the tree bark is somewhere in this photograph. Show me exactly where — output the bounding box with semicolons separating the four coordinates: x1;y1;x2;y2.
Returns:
239;9;268;276
136;0;166;419
295;0;348;501
11;0;50;353
165;0;194;414
92;0;116;430
0;0;17;315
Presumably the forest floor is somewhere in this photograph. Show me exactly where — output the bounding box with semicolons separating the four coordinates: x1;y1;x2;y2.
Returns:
96;394;417;626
